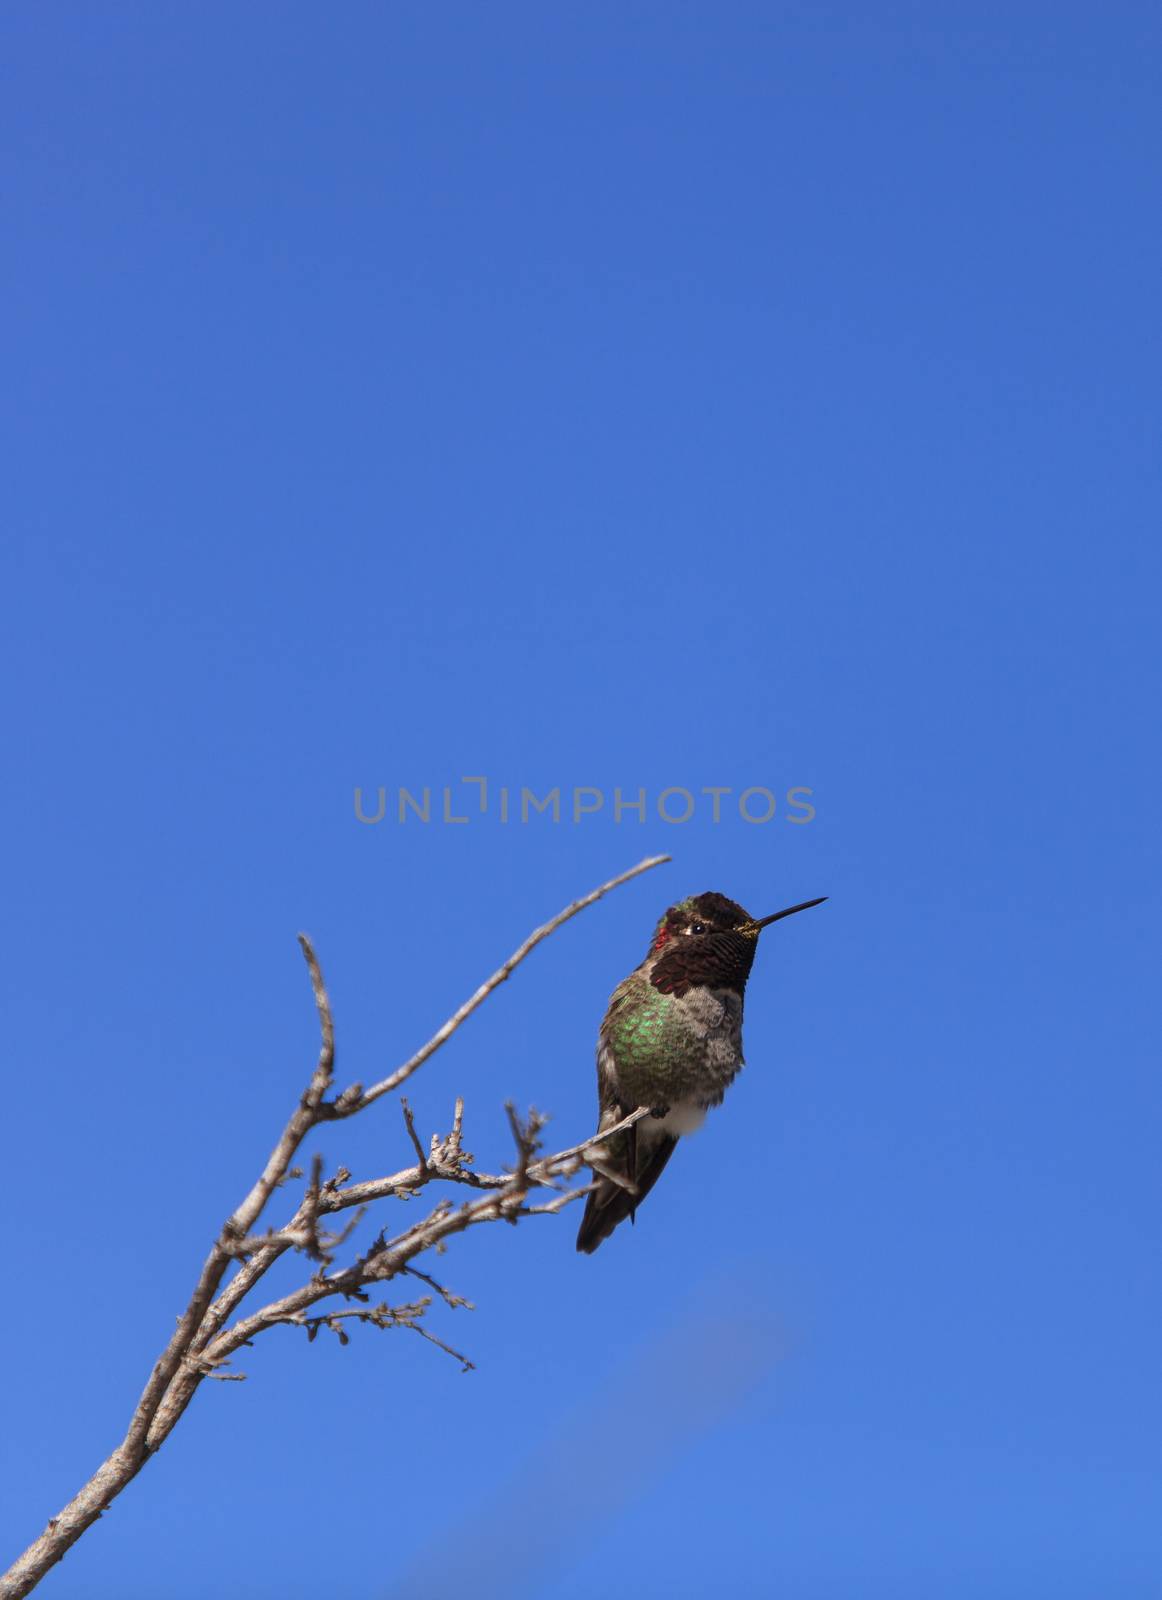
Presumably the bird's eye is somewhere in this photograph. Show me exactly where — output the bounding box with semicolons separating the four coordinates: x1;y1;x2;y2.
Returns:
690;922;706;935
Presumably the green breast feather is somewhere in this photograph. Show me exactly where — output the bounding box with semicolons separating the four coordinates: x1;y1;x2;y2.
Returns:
605;978;691;1106
609;983;671;1065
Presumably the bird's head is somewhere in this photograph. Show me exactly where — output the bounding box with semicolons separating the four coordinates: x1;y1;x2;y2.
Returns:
647;890;826;996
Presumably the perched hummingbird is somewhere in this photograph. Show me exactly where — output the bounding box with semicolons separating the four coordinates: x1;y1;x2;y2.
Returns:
575;890;826;1254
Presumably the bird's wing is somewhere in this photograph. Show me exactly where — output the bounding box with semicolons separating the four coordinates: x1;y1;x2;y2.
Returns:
576;973;678;1254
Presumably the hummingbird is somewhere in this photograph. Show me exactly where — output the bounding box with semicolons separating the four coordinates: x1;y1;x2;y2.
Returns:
575;890;826;1254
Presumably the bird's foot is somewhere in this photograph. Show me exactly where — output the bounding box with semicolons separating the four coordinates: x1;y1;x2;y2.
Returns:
649;1103;671;1120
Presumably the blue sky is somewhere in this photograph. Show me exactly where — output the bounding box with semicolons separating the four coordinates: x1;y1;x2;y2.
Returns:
3;4;1160;1595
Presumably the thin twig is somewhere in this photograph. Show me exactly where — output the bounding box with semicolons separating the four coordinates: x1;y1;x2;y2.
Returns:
344;855;670;1110
399;1263;474;1311
400;1099;428;1168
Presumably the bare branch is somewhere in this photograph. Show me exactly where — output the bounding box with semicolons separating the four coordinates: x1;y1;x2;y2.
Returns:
313;1104;653;1212
268;1299;474;1372
221;1202;368;1263
193;1161;593;1382
299;933;336;1079
0;857;669;1600
219;934;338;1243
522;1183;598;1216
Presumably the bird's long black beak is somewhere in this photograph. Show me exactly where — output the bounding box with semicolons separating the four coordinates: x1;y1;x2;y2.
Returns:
737;896;828;936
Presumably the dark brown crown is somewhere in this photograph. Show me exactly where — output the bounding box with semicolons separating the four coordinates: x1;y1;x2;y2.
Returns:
649;892;751;948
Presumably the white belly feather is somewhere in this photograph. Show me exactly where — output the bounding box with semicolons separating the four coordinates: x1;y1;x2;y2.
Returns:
656;1100;708;1137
